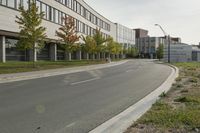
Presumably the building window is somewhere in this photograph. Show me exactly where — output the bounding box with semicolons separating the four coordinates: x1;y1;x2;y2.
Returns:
1;0;7;6
36;0;41;13
5;37;25;61
7;0;15;8
23;0;29;10
76;2;80;14
41;3;46;19
55;9;59;23
73;0;76;12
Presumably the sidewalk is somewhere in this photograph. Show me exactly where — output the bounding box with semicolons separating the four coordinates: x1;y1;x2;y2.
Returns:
0;60;128;84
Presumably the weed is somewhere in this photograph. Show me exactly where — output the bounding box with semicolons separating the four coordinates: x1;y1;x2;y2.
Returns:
189;78;198;83
159;92;167;98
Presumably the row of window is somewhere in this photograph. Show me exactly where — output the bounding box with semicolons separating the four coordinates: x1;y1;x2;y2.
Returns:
0;0;110;38
55;0;110;31
36;1;109;38
0;0;29;9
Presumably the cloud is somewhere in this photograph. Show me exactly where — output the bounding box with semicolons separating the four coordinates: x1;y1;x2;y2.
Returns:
85;0;200;44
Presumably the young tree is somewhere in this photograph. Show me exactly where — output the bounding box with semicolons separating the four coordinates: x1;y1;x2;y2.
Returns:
16;0;46;66
106;37;118;59
82;35;96;60
115;43;123;58
129;47;139;58
156;44;164;61
56;16;80;61
93;28;109;60
123;45;128;58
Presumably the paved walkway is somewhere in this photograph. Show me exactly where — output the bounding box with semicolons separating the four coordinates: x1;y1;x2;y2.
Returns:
0;60;128;84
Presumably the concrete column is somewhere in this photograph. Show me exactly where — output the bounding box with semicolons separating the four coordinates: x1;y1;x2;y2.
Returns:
29;43;37;62
92;53;95;60
103;52;106;59
86;53;89;60
97;52;100;60
68;52;72;61
83;52;89;60
76;50;82;60
0;36;6;63
50;44;57;61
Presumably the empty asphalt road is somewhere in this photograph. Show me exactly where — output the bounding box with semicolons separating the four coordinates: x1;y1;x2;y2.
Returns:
0;60;172;133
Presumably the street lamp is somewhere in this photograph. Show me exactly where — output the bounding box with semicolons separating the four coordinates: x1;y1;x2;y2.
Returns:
155;24;171;63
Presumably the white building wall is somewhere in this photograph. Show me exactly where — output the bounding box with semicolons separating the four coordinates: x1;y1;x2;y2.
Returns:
116;23;135;48
0;0;116;41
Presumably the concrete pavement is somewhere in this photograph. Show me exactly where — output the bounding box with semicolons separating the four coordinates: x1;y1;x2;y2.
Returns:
0;60;172;133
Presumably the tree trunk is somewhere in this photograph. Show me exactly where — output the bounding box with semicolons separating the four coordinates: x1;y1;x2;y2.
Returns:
76;50;82;60
64;51;72;61
33;46;36;68
68;52;72;61
24;49;27;61
32;43;37;68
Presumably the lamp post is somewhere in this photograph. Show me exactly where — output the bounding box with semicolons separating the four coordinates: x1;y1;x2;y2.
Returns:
155;24;171;63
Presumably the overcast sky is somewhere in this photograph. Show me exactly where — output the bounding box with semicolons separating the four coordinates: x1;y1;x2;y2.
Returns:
84;0;200;45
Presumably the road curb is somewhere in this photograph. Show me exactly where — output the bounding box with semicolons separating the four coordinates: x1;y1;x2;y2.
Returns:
89;64;179;133
0;60;128;84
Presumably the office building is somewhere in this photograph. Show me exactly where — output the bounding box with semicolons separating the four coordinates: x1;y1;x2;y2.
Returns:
134;28;148;38
136;37;166;58
163;43;192;62
116;23;135;49
0;0;135;62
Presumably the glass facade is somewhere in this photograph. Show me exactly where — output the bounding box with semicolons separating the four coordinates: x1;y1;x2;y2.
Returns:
37;44;50;60
5;37;25;61
57;45;65;60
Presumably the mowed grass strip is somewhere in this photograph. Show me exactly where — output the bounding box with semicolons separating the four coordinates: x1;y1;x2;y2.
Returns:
0;60;108;74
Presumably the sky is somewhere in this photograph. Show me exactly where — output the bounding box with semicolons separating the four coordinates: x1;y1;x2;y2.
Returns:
84;0;200;45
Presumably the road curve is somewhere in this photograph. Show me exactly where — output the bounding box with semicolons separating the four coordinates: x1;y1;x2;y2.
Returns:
0;60;172;133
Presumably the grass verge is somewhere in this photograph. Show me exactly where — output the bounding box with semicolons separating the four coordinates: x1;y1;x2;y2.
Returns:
0;60;112;74
126;62;200;133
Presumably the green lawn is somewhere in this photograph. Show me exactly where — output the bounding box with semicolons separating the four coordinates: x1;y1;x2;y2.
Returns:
0;60;110;74
126;62;200;133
